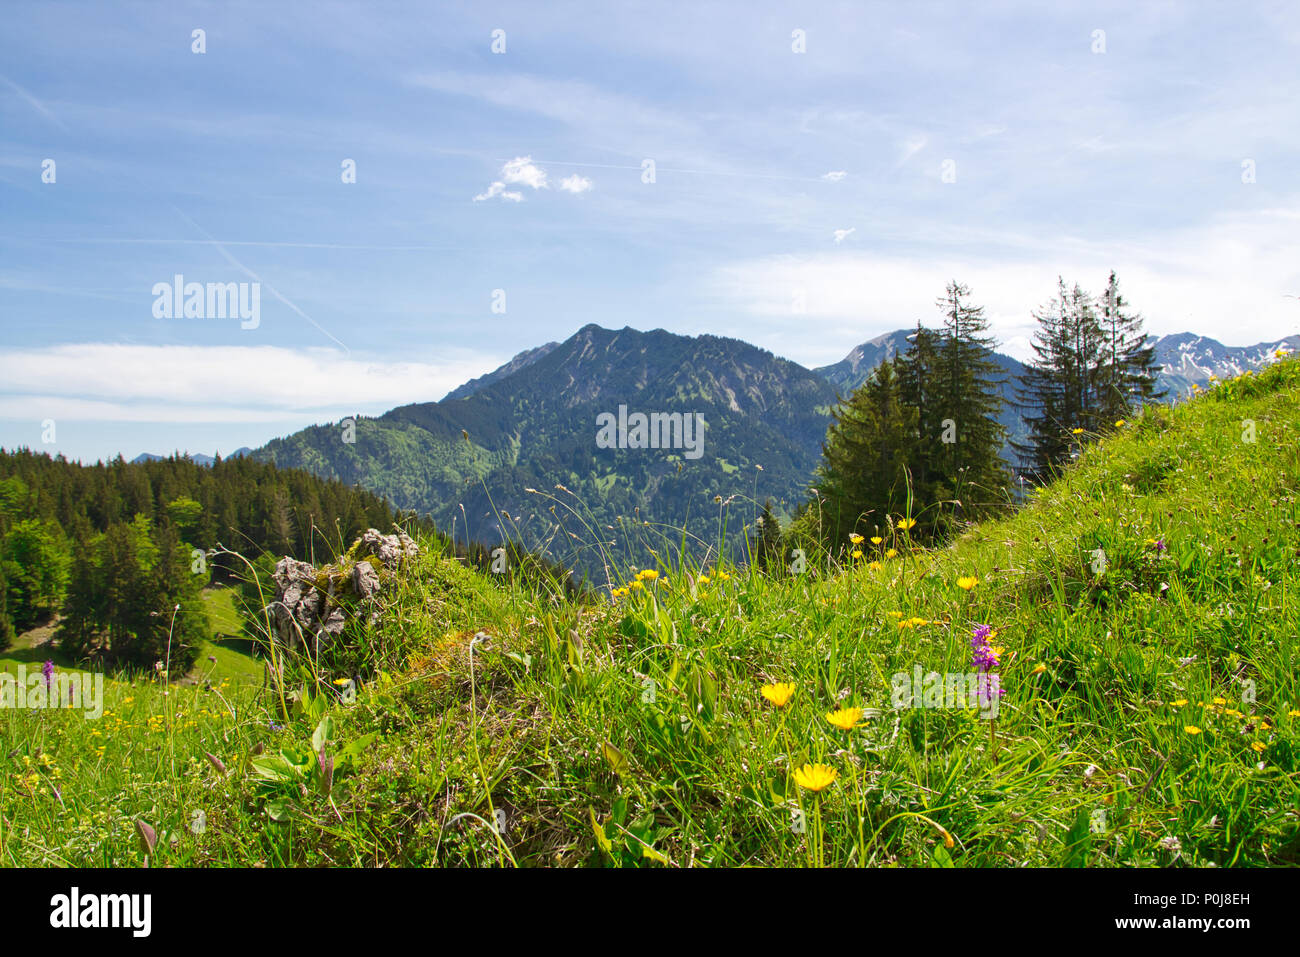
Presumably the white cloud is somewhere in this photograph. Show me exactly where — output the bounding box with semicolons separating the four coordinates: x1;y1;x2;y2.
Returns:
832;227;856;244
501;155;548;190
0;344;499;423
558;174;593;194
473;181;524;202
708;205;1300;367
475;157;598;202
821;170;847;182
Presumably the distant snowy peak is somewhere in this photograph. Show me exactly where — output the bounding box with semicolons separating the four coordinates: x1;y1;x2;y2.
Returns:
1151;333;1300;395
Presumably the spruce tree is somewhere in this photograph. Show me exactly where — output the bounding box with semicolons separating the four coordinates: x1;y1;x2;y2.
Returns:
0;560;13;650
813;359;916;543
895;321;943;512
1015;278;1107;480
1095;271;1164;419
931;282;1010;523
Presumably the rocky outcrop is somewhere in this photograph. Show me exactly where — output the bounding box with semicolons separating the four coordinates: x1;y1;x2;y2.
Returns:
268;529;418;651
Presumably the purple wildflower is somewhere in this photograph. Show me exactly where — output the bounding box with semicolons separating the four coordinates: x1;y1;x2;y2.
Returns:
42;659;54;689
970;625;1006;702
1155;538;1167;553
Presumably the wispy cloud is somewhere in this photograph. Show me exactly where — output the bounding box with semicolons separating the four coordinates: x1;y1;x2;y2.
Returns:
0;344;498;422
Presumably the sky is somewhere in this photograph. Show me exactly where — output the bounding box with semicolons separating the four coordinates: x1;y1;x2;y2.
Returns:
2;0;1298;463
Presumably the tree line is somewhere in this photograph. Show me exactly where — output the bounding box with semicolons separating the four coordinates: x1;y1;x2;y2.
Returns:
756;272;1162;560
0;450;436;666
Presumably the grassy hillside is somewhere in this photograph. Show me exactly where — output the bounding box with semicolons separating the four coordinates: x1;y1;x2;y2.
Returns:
3;358;1298;867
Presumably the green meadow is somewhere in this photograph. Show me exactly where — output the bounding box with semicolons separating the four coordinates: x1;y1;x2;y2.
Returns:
2;360;1298;867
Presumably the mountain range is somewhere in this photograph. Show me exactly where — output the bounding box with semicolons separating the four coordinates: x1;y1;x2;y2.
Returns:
237;324;1294;581
131;448;252;467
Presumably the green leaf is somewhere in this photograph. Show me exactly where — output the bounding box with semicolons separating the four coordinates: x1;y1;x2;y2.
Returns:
640;843;669;865
610;795;629;827
312;715;335;753
251;754;303;786
338;732;377;759
601;741;630;778
931;844;954;868
1062;808;1092;867
589;808;612;855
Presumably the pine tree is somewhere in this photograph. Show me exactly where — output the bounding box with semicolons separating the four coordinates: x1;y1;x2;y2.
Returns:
1095;271;1164;419
931;282;1010;524
895;321;943;512
1015;278;1107;480
0;560;13;650
813;359;916;543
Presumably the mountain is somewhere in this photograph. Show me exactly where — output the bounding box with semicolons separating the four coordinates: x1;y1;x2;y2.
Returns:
255;325;837;580
132;448;252;467
813;329;915;394
1149;332;1300;398
442;341;560;401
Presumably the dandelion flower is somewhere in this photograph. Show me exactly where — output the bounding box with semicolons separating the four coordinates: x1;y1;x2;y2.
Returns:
761;682;796;707
1288;709;1300;718
792;763;838;792
868;561;881;571
897;517;917;531
849;533;864;544
956;575;978;591
885;548;898;559
1171;699;1188;707
1184;725;1202;735
851;549;863;559
1213;696;1227;705
1071;428;1085;435
825;707;864;730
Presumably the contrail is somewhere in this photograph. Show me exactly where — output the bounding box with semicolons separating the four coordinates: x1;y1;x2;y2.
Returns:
169;205;351;354
0;71;68;131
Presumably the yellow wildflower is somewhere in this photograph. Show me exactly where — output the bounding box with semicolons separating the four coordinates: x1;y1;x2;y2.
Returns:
792;763;838;792
825;707;864;731
761;682;795;707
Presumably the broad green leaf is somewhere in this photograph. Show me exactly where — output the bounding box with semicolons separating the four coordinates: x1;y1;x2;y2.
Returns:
589;808;612;855
312;715;335;753
251;755;302;785
601;741;630;778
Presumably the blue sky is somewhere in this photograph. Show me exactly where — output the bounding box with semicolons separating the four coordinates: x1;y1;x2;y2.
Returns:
2;0;1298;463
